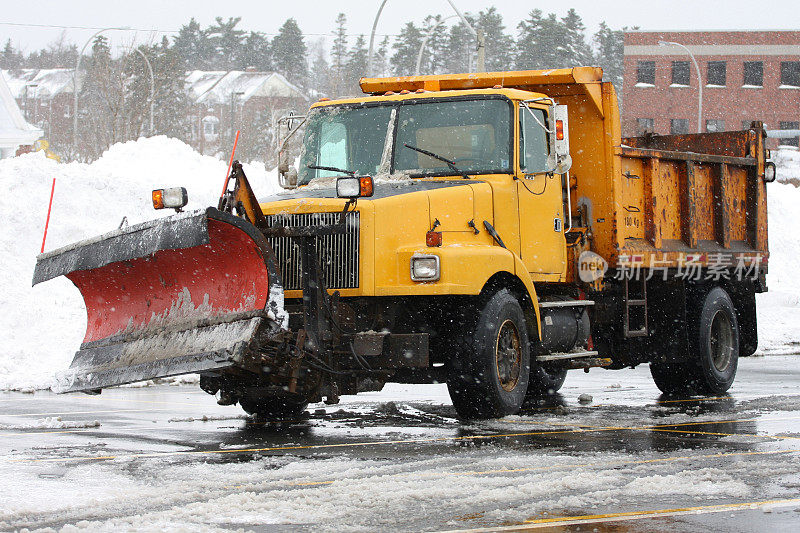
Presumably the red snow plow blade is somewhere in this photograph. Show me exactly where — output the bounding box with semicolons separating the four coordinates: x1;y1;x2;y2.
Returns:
33;208;284;393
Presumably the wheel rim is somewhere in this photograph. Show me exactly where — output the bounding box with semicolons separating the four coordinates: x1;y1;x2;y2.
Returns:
709;310;734;372
495;320;522;391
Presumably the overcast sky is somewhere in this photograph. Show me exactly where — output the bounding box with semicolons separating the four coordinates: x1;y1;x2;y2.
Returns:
2;0;799;55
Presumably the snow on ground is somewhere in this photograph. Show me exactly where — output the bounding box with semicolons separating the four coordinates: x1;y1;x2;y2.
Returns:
0;142;798;389
0;136;280;389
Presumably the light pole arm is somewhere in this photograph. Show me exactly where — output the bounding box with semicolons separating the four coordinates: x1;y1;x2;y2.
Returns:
415;15;457;75
660;40;703;133
444;0;484;72
133;48;156;135
366;0;390;77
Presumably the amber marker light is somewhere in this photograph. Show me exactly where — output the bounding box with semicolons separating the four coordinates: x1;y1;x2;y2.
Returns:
152;189;164;210
359;176;374;197
556;120;565;141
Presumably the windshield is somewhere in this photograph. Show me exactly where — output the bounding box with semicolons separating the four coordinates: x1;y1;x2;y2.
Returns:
297;97;512;186
297;105;394;185
394;99;511;176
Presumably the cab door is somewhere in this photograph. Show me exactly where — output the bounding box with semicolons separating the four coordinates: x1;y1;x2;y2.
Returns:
516;105;566;278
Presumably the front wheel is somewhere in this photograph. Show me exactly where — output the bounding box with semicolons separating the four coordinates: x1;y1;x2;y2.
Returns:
446;290;531;419
526;365;568;396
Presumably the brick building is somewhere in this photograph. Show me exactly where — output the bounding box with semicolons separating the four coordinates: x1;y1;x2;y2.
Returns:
622;30;800;148
186;70;308;156
1;68;77;149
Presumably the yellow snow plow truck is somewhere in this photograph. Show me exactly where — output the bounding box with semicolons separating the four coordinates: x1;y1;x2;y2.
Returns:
34;68;774;419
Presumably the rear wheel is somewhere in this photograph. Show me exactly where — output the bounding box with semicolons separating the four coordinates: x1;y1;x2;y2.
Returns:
446;290;531;419
651;286;739;395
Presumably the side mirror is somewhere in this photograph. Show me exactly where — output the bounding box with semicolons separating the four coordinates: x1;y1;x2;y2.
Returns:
276;113;307;190
547;104;572;174
278;157;298;189
764;161;777;183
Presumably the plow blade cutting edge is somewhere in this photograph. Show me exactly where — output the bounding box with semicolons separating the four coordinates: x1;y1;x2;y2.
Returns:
33;207;285;393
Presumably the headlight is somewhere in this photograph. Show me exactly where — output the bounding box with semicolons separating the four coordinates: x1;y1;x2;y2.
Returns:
336;176;374;198
410;255;440;282
152;187;188;210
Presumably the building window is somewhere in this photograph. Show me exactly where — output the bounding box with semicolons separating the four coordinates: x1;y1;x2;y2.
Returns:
706;119;725;133
202;115;220;137
779;121;799;147
671;61;690;86
743;61;763;87
636;61;656;86
707;61;727;86
780;61;800;87
636;118;654;135
671;119;689;135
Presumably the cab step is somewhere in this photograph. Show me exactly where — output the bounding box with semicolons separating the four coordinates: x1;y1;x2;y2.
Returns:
535;350;612;370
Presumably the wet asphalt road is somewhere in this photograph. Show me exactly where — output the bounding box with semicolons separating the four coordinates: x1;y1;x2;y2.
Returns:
1;355;800;532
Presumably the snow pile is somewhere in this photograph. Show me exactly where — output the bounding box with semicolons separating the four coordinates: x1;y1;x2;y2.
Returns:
772;147;800;185
0;136;279;389
0;416;100;430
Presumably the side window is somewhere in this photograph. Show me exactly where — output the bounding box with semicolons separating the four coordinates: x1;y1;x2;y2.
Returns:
520;107;548;173
316;122;348;177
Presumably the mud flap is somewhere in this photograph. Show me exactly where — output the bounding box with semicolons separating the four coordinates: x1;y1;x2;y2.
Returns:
33;208;285;393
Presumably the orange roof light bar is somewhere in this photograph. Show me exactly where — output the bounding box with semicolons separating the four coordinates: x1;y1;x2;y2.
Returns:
358;67;605;117
359;67;603;94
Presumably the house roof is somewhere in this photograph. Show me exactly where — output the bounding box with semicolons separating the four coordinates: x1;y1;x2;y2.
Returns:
0;72;43;149
0;69;78;100
186;70;307;105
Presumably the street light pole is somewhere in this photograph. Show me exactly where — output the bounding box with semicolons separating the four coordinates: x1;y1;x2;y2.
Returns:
133;48;155;136
366;0;390;77
415;16;457;75
659;40;703;133
72;27;130;152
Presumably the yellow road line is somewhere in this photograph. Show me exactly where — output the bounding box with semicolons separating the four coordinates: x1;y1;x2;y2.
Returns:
442;497;800;532
0;408;175;418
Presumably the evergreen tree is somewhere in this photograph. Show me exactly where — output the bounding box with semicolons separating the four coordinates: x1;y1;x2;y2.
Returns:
1;39;23;69
594;22;625;94
477;7;515;72
207;17;247;69
390;22;423;76
330;13;348;95
241;31;272;71
372;36;390;77
346;34;368;88
561;9;593;66
173;18;214;69
516;9;545;70
419;15;449;75
309;43;331;97
444;16;475;74
151;37;192;140
271;18;308;86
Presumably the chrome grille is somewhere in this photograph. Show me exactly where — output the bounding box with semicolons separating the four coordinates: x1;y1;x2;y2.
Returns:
265;212;360;290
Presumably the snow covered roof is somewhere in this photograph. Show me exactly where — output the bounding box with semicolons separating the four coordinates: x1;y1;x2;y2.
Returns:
0;69;78;100
186;70;307;105
0;72;43;153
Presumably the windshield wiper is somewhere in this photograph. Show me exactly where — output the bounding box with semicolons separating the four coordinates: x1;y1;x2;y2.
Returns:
403;144;470;180
307;164;355;176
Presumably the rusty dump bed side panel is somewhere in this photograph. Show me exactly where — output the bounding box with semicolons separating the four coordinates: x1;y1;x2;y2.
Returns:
613;127;769;269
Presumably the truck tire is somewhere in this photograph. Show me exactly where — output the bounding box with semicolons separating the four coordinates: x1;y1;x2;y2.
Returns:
239;396;308;422
446;289;531;419
526;365;568;396
650;287;739;395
